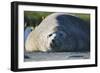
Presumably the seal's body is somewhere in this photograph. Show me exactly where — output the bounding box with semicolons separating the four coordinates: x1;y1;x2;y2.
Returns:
25;13;90;52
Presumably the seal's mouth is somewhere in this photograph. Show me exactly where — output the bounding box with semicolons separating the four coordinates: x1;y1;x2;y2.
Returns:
49;38;63;52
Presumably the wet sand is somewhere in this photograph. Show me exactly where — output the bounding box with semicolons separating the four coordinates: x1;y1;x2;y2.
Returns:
24;52;90;62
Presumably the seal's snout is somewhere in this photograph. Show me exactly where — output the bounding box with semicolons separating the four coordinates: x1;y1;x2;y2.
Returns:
52;39;55;44
50;39;56;48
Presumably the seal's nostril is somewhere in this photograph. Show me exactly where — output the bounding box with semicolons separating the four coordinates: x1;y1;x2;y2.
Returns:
50;43;53;47
52;39;55;43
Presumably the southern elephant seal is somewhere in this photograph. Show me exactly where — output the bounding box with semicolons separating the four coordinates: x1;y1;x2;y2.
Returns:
25;13;90;52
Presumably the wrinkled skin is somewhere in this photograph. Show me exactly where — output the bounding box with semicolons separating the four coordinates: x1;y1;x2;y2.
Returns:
25;13;90;52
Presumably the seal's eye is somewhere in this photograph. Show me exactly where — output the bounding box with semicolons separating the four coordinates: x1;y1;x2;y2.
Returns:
47;33;56;38
48;34;53;37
